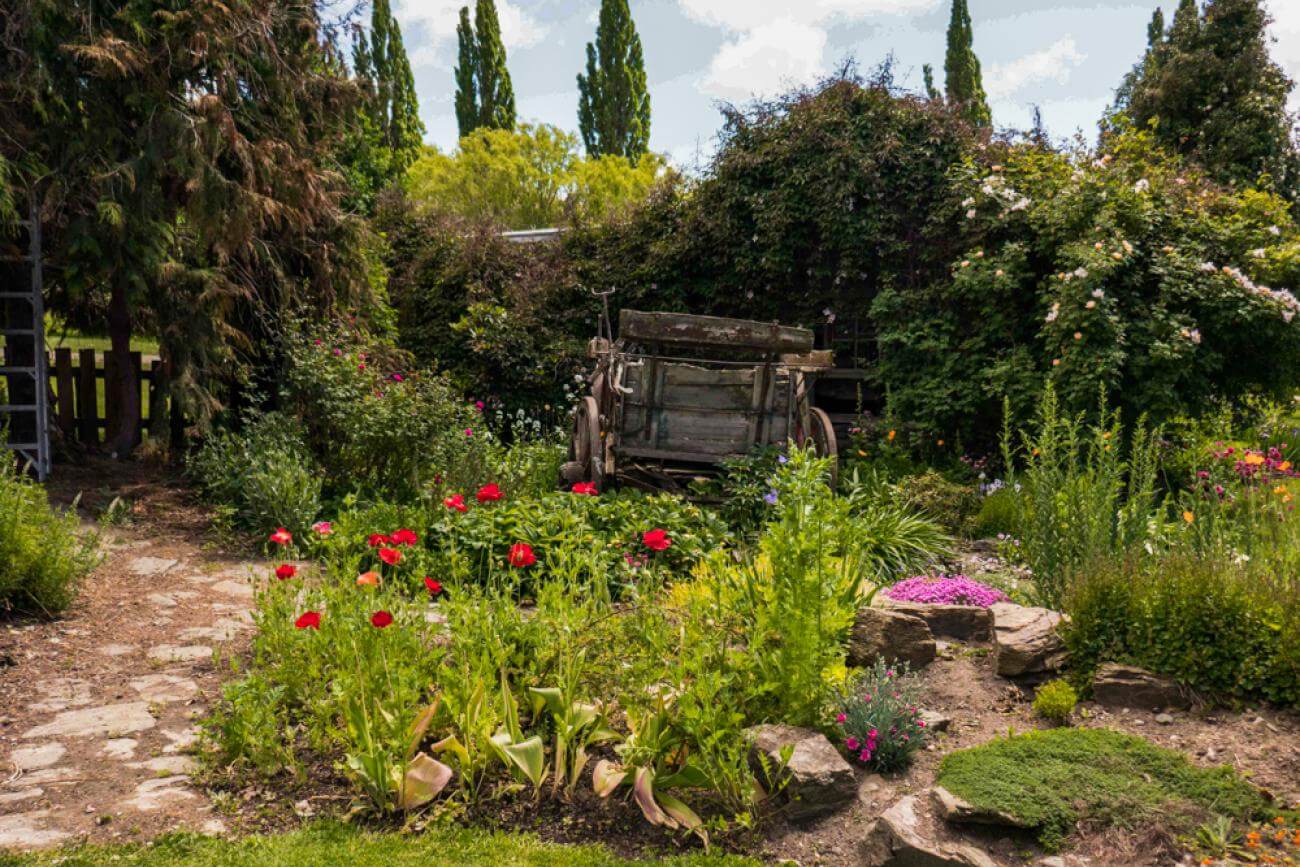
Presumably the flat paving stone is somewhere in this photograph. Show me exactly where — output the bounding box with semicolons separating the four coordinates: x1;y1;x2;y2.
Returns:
129;673;199;703
179;618;248;643
146;644;212;664
160;727;199;754
23;702;155;739
11;767;82;786
29;678;95;713
122;776;196;812
129;756;197;775
0;789;43;806
0;811;71;848
128;557;180;577
9;743;66;770
101;738;138;760
209;580;253;600
97;643;137;657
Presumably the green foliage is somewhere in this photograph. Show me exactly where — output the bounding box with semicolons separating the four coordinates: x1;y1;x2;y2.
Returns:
577;0;651;161
455;7;479;138
972;487;1018;538
5;821;759;867
187;412;322;536
943;0;991;126
936;728;1267;852
462;0;515;133
691;447;785;537
890;471;982;536
1112;0;1299;194
0;460;99;615
1062;554;1299;707
404;125;664;229
1031;679;1077;723
832;661;928;772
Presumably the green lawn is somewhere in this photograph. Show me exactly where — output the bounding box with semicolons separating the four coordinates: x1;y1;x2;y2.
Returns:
0;822;758;867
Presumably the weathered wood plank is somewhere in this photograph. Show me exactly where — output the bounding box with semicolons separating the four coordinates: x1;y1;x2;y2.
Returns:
76;349;97;444
54;348;74;435
619;310;813;353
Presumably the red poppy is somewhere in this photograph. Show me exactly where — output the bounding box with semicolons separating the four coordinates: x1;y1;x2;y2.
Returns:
366;533;391;548
370;610;394;629
508;542;536;568
571;482;599;496
269;527;292;546
378;547;402;566
443;494;468;513
275;564;297;581
295;611;321;630
424;576;443;596
642;529;672;551
390;528;418;546
476;483;503;504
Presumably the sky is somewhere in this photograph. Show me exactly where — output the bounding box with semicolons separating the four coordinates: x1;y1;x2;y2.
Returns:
389;0;1300;169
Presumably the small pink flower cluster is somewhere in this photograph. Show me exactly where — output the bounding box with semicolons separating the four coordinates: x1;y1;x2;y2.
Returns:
885;574;1008;607
845;727;879;763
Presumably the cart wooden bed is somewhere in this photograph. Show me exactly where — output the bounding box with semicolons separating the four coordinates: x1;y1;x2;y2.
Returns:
562;309;837;491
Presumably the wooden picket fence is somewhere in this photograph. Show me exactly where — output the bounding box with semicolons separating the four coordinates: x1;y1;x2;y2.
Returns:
46;347;167;445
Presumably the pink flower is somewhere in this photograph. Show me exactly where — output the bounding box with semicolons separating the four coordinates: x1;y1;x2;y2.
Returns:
571;482;599;496
312;521;333;536
835;713;847;724
268;527;292;546
859;748;873;762
845;737;859;751
475;401;485;412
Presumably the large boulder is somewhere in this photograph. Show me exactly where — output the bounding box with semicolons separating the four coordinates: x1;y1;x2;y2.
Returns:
860;795;999;867
745;724;856;821
881;598;994;642
990;603;1067;677
1091;664;1192;711
848;608;937;670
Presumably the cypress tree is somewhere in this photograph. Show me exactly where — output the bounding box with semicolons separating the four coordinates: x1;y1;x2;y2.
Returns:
454;8;479;137
475;0;516;130
576;0;651;160
1116;0;1298;194
943;0;991;127
352;0;424;172
922;64;940;100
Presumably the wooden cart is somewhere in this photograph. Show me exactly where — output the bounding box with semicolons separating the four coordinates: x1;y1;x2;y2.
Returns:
562;309;837;491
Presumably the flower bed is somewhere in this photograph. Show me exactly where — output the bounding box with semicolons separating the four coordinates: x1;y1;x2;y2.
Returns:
885;574;1008;607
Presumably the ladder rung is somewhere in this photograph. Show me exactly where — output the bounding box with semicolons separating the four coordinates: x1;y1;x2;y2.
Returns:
0;293;37;300
0;367;37;376
0;329;36;336
0;405;38;412
2;443;40;450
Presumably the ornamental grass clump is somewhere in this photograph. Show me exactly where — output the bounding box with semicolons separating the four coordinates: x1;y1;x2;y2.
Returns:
831;660;928;772
885;574;1008;607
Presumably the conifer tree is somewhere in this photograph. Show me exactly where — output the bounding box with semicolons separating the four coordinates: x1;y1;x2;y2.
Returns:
922;64;940;101
576;0;651;160
943;0;991;127
475;0;516;131
353;0;424;172
454;7;478;137
1114;0;1298;194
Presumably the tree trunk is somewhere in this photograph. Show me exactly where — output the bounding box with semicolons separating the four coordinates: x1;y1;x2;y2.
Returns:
106;280;139;457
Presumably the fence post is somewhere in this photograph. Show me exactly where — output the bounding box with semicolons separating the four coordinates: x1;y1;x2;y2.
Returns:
53;348;74;436
76;348;97;444
148;358;163;440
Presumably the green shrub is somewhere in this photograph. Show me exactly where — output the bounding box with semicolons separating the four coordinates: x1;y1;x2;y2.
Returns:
832;660;928;772
972;487;1018;538
936;728;1267;852
187;412;321;536
892;471;981;536
691;447;786;536
0;460;100;614
1062;554;1298;707
1031;680;1077;723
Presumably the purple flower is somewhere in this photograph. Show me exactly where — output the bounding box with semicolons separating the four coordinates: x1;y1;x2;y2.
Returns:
764;489;779;505
884;574;1009;607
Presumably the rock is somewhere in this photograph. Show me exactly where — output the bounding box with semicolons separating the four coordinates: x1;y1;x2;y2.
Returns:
101;738;138;760
129;673;199;703
919;710;952;733
991;603;1067;677
121;776;196;812
23;702;155;739
128;556;179;577
209;579;253;600
1155;713;1174;725
128;756;197;775
932;786;1031;829
146;644;212;664
1090;664;1191;711
0;810;71;848
860;795;999;867
9;743;66;771
848;608;937;670
881;599;994;642
745;724;856;821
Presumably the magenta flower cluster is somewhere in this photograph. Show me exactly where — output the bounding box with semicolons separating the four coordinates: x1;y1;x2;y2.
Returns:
885;574;1008;608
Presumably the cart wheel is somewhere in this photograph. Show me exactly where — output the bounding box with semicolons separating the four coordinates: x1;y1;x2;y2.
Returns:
809;407;839;488
570;396;606;490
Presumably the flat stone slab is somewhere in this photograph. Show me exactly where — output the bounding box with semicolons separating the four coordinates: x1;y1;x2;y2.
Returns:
24;702;155;739
128;556;179;577
861;795;998;867
101;738;138;760
1091;663;1191;711
0;811;71;848
147;644;212;664
160;727;199;754
129;756;197;775
9;743;66;770
11;767;83;786
129;673;199;703
122;776;196;812
97;643;137;657
146;590;198;608
210;579;253;600
179;617;248;643
881;598;994;642
0;789;44;806
30;678;95;713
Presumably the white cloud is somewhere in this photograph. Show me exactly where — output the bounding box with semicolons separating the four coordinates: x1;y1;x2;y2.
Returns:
701;20;828;100
392;0;548;69
1267;0;1300;112
985;37;1086;101
679;0;937;33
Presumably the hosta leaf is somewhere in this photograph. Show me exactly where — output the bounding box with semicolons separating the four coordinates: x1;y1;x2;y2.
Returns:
633;766;675;828
592;759;627;797
394;752;452;810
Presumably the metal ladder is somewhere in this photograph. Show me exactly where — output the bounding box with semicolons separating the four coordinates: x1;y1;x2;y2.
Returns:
1;205;50;480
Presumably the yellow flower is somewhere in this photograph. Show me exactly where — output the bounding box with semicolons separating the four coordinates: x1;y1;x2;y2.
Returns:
1245;453;1266;466
887;430;896;441
1102;431;1112;440
1280;460;1292;471
1183;510;1195;524
1274;485;1287;495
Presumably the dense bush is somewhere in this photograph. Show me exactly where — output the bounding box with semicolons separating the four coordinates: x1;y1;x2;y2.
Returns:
0;459;99;614
832;661;928;772
1031;680;1077;723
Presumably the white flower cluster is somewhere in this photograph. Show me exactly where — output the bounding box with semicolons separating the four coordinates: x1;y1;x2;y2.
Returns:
1218;264;1300;323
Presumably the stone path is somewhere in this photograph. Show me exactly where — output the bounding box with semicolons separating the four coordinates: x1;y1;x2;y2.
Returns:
0;526;268;850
